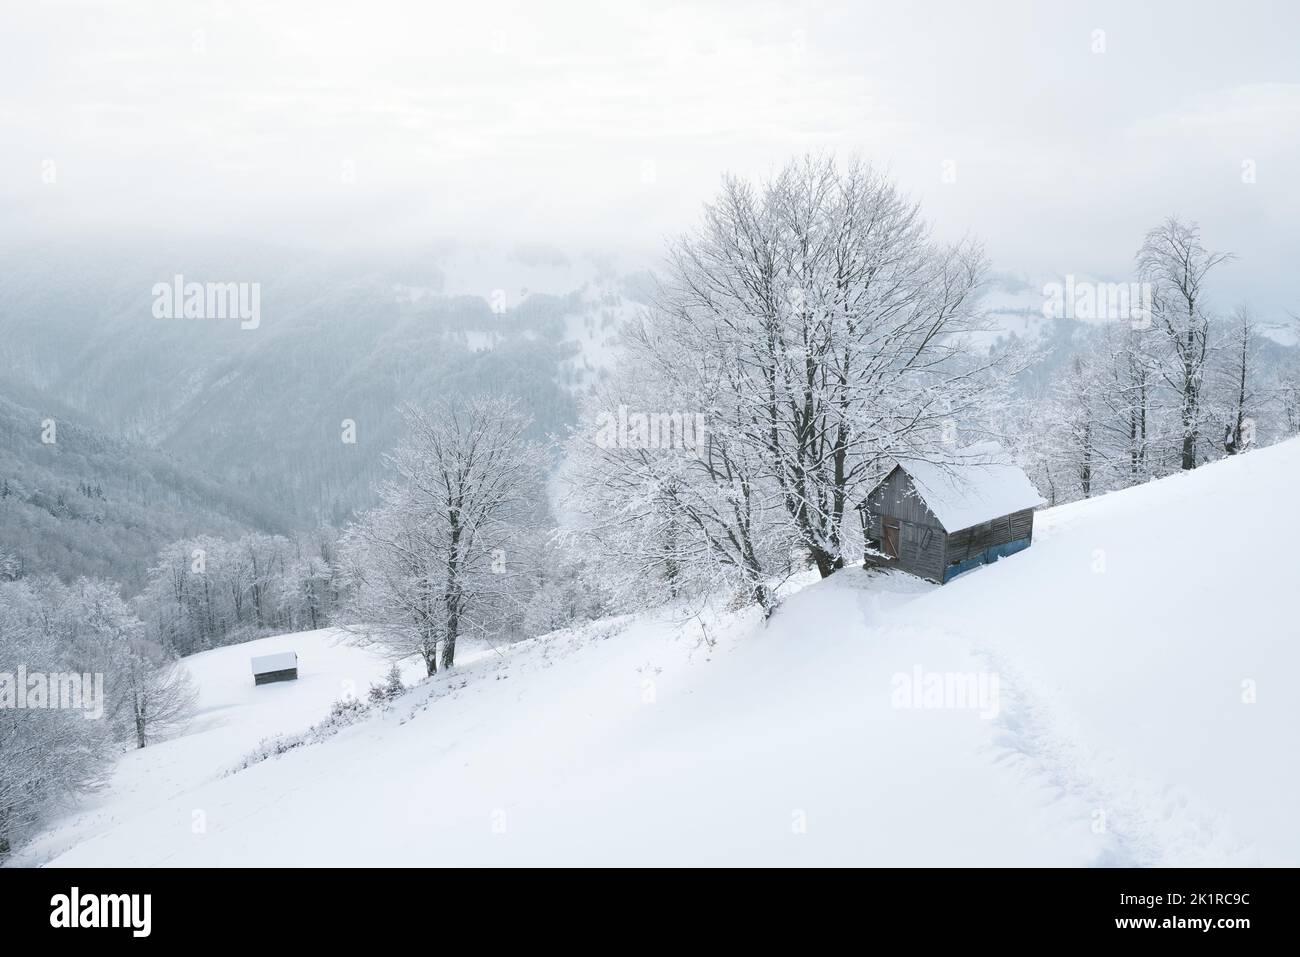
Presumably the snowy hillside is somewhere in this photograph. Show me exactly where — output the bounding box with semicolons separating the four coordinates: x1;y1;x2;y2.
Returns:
17;439;1300;866
9;631;425;866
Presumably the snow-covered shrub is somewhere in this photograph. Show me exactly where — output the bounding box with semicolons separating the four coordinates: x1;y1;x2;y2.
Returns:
367;664;405;704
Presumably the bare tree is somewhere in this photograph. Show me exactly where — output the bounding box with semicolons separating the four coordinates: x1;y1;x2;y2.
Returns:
115;641;199;749
565;385;794;618
0;578;113;854
340;398;540;673
1042;354;1112;500
1136;217;1234;470
1275;345;1300;438
1219;306;1261;455
653;156;1003;579
73;578;197;749
1094;322;1163;487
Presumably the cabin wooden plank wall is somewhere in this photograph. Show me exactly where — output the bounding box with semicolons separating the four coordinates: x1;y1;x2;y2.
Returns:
864;468;949;582
943;508;1035;565
254;667;298;685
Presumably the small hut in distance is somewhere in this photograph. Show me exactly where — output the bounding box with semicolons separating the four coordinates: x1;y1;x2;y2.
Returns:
859;442;1045;584
251;651;299;686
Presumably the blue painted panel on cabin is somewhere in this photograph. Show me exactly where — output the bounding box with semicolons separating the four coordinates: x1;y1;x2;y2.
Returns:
942;536;1032;583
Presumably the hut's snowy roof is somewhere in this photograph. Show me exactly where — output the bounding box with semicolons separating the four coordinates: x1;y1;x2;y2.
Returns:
250;651;298;675
890;441;1045;532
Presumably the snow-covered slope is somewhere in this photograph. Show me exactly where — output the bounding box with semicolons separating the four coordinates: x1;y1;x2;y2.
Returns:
9;630;424;866
20;440;1300;866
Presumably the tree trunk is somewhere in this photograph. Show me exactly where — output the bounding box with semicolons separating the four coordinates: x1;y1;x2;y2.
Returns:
420;622;438;676
1081;421;1092;497
1181;407;1197;469
809;546;842;579
441;520;462;670
440;612;458;671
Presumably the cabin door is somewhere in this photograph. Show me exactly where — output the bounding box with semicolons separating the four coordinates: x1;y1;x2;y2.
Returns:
882;519;901;560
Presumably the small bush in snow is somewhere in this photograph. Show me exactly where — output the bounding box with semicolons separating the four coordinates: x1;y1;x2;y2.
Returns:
367;664;405;704
329;697;369;721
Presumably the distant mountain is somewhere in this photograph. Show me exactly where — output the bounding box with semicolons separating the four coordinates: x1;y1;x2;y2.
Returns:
0;240;650;527
0;392;283;591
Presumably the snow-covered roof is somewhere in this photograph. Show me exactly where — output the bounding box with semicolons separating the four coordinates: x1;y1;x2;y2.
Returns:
889;441;1045;532
250;651;298;675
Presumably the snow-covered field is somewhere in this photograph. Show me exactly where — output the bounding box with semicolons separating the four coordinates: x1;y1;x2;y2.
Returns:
8;632;426;866
16;440;1300;866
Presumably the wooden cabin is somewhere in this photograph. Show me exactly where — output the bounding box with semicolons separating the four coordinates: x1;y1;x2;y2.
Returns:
250;651;298;686
859;442;1045;584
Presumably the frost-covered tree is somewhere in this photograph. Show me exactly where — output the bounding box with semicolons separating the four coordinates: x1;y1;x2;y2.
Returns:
70;579;197;749
518;538;615;638
1000;390;1063;507
597;156;1008;591
1274;354;1300;438
564;340;797;616
339;398;541;673
100;636;197;750
0;550;21;581
1136;217;1234;470
272;552;333;633
1215;306;1262;455
1064;355;1102;498
138;530;343;654
1093;322;1164;487
0;579;112;854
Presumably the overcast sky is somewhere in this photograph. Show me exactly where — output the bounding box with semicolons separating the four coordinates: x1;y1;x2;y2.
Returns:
3;0;1297;310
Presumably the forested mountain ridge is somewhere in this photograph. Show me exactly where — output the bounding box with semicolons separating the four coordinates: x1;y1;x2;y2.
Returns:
0;240;635;526
0;392;282;591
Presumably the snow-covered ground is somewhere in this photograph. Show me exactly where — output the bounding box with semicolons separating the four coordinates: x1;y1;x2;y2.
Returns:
8;631;426;866
16;439;1300;866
